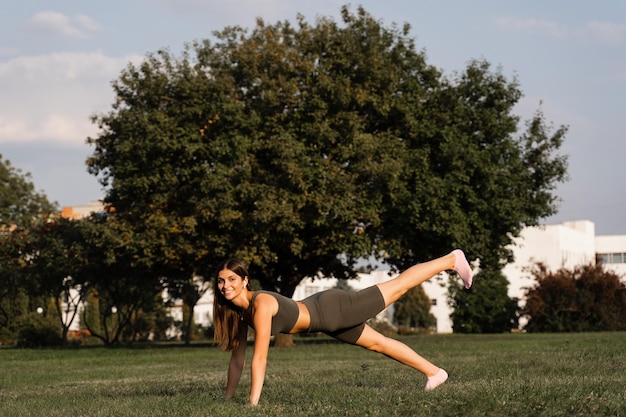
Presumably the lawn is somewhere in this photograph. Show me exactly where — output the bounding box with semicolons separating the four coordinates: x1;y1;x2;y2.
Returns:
0;332;624;416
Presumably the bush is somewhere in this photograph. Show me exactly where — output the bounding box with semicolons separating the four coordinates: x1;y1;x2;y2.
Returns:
15;313;63;348
524;262;626;332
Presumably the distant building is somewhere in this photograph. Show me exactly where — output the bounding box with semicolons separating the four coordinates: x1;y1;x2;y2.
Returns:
61;201;104;219
596;234;626;277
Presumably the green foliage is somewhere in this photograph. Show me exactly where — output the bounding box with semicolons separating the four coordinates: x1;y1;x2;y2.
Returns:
86;5;568;303
524;262;626;332
0;228;38;342
393;286;436;331
167;277;210;345
449;270;519;333
0;155;56;229
24;217;89;343
81;290;102;336
78;214;164;345
15;312;63;348
0;288;29;344
121;305;168;343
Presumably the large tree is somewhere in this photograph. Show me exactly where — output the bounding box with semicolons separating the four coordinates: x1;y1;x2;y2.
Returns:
87;6;567;329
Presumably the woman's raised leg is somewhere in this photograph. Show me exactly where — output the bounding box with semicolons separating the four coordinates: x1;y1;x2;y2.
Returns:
376;250;472;307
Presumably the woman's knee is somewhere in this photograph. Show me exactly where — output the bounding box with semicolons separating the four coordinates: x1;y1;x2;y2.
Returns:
355;326;389;353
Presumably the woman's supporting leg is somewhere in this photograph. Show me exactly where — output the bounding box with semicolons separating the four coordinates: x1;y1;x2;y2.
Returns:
354;324;448;390
376;250;472;307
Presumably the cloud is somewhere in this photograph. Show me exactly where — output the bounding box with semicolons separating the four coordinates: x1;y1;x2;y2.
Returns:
29;11;101;39
495;17;568;39
577;21;626;44
142;0;285;16
496;17;626;45
0;51;142;146
136;0;338;27
73;14;102;32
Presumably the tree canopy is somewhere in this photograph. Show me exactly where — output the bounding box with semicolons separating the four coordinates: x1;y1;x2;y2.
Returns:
87;5;568;297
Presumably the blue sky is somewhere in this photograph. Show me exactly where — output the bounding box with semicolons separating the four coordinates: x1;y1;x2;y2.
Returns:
1;1;625;234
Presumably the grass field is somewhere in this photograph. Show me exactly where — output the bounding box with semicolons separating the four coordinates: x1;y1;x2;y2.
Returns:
0;332;624;416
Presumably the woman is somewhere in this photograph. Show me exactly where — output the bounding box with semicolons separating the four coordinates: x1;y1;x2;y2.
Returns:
213;250;473;406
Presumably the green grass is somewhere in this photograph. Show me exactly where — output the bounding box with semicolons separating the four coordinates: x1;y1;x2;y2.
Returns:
1;333;624;416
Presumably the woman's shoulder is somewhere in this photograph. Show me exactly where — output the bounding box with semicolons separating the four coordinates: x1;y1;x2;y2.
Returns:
250;291;280;317
251;290;279;305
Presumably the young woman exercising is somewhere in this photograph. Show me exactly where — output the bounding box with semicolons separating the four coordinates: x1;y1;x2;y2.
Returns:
213;249;473;406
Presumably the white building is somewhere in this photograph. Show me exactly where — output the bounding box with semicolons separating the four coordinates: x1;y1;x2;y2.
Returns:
503;220;597;304
61;201;105;220
595;234;626;277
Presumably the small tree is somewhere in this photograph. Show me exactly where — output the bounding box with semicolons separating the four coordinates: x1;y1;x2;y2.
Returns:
0;155;56;342
524;262;626;332
26;217;88;345
79;213;163;345
0;155;56;229
81;290;103;337
449;270;519;333
166;275;211;345
393;286;436;332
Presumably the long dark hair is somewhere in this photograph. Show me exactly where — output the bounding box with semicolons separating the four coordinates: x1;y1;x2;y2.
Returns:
213;258;251;351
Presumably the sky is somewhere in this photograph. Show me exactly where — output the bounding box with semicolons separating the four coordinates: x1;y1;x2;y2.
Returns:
1;1;625;235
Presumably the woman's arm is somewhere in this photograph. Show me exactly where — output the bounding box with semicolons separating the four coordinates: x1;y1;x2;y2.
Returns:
225;323;248;400
248;294;277;406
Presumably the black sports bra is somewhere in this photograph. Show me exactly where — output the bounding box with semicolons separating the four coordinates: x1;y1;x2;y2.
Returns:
246;291;299;335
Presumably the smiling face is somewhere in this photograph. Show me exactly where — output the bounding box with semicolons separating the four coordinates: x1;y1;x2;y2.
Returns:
217;267;248;302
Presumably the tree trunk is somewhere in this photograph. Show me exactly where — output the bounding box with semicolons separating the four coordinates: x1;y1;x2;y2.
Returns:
183;304;195;346
273;333;295;348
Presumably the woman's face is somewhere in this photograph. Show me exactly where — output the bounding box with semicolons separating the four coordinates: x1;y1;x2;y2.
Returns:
217;268;247;301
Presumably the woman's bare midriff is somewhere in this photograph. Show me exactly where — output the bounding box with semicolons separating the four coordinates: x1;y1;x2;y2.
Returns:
289;301;311;333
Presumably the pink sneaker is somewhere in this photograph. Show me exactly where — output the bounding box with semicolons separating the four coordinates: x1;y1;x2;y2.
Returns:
425;368;448;391
452;249;473;289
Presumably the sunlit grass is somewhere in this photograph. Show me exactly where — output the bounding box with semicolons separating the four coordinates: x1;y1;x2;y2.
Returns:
1;333;624;416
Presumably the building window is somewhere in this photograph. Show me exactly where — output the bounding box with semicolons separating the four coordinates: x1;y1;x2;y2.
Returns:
598;253;626;264
304;286;320;297
431;299;437;306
